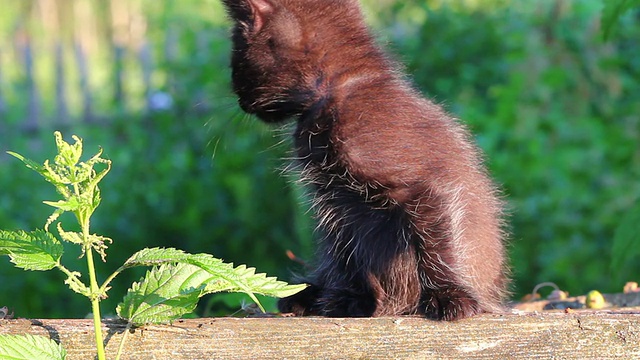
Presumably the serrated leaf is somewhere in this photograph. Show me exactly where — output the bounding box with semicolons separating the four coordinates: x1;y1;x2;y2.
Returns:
0;334;66;360
0;230;63;271
90;184;102;211
611;201;640;276
120;248;307;312
86;234;112;262
183;254;264;309
122;247;192;268
42;160;72;185
42;196;82;212
186;254;306;313
197;260;307;299
602;0;640;39
44;209;64;232
53;131;82;168
63;271;90;297
6;151;45;173
56;224;83;245
117;263;210;326
82;152;111;193
119;248;262;309
8;150;72;190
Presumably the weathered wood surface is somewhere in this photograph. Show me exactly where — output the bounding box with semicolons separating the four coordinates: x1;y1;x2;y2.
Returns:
2;310;640;359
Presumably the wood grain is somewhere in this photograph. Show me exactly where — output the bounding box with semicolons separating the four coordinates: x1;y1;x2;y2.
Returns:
2;311;640;359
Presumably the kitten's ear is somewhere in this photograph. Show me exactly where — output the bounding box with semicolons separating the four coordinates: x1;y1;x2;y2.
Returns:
223;0;274;33
248;0;273;32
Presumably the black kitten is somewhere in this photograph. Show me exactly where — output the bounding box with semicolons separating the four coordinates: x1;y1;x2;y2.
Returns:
221;0;508;320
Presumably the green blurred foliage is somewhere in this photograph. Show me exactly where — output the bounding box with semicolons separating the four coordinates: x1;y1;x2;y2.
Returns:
602;0;640;39
0;0;639;317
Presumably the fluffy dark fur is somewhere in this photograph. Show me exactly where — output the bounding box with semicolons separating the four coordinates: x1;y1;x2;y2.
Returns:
221;0;509;320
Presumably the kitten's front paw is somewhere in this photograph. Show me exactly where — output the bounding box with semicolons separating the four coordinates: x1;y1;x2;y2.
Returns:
421;287;481;321
277;285;321;316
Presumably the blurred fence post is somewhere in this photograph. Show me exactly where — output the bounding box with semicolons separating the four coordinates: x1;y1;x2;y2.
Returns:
74;41;94;123
0;48;6;121
139;41;153;114
193;31;211;114
164;26;177;98
113;44;125;113
0;47;5;142
55;42;69;126
23;39;40;132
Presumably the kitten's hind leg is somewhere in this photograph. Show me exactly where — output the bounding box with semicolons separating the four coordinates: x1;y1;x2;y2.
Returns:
416;245;483;320
421;287;481;321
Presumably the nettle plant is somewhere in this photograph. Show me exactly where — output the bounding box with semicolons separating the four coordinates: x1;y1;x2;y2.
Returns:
0;132;305;360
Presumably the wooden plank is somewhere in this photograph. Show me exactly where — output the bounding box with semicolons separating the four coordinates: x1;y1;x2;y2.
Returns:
2;311;640;359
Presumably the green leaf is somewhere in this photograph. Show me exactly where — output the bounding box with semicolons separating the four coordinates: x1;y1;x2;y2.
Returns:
120;248;264;309
192;256;307;299
125;248;307;297
44;209;64;232
122;247;191;268
7;152;71;195
116;263;209;326
42;196;82;212
602;0;640;40
63;270;91;297
42;160;73;186
6;151;45;174
55;224;84;245
0;334;66;360
120;248;307;312
82;149;111;191
53;131;83;168
86;234;112;262
611;201;640;276
0;230;63;271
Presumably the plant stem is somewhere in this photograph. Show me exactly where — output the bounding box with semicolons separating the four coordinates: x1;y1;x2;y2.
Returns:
115;323;133;360
85;246;107;360
99;265;126;295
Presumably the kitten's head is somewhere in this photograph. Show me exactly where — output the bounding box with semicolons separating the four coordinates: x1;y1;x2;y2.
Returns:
222;0;365;122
